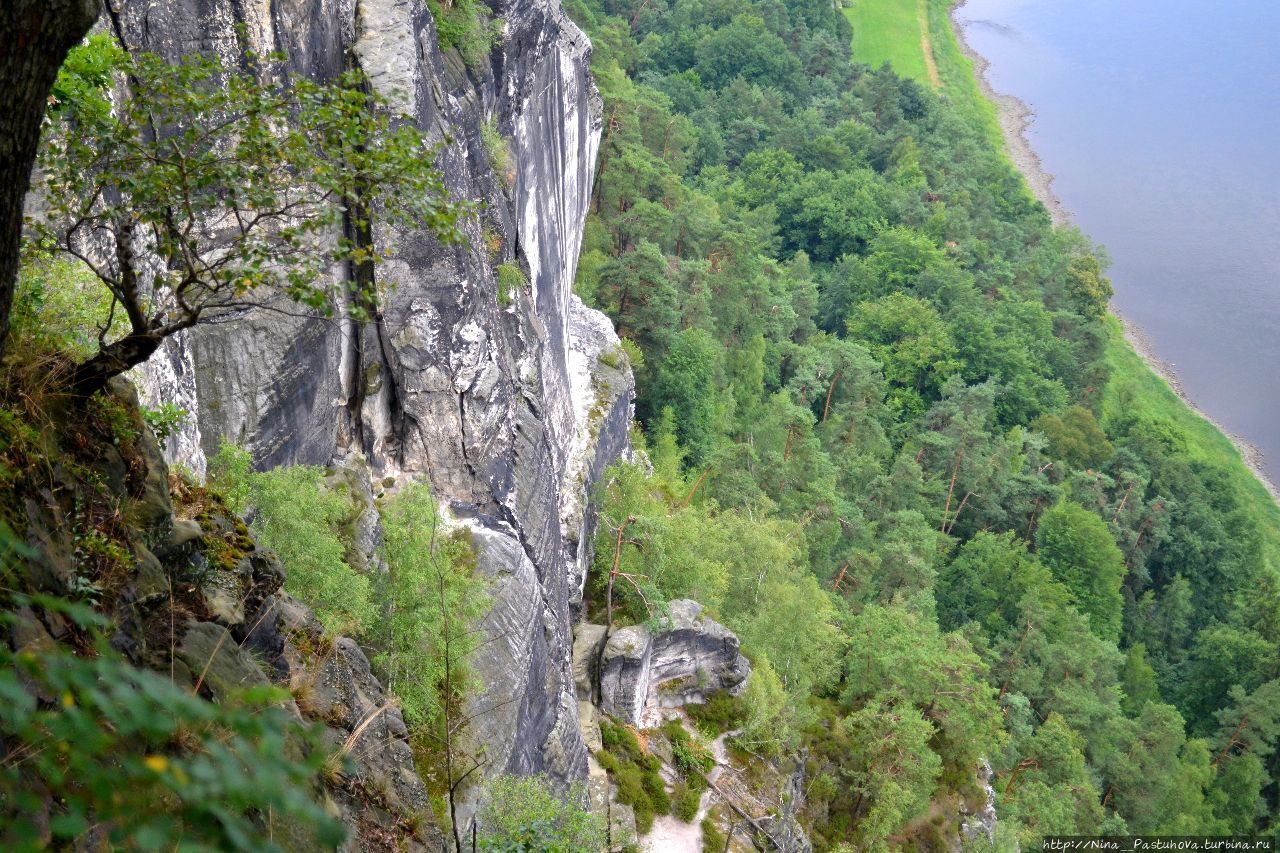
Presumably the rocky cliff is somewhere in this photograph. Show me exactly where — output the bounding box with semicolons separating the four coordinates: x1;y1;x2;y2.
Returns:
124;0;632;824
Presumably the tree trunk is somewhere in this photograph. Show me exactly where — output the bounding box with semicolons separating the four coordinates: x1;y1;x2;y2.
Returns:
0;0;100;359
68;332;163;398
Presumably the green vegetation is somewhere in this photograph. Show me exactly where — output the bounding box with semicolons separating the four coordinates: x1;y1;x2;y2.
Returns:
568;0;1280;843
1101;317;1280;542
428;0;504;68
376;483;489;847
377;484;487;729
477;775;606;852
700;816;726;852
496;262;527;307
482;117;513;184
207;455;490;845
209;444;374;636
0;602;345;850
922;0;1004;145
597;718;670;833
141;402;188;450
845;0;932;85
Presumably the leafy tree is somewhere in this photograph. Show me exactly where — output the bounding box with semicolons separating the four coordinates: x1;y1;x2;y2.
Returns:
1034;406;1114;470
34;36;463;396
1035;501;1125;641
1063;254;1113;319
847;293;959;418
1180;626;1275;732
477;776;605;852
937;532;1051;636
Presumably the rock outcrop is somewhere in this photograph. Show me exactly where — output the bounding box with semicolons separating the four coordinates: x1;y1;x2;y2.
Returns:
960;761;1001;848
590;600;752;727
123;0;632;813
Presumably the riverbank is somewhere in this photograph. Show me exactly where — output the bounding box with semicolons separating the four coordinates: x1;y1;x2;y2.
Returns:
948;1;1069;226
945;0;1280;509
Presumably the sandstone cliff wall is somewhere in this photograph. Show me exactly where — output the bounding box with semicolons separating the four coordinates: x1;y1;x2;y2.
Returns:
125;0;632;817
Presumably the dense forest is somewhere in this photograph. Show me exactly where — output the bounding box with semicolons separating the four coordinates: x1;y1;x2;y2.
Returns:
3;0;1279;848
566;0;1280;845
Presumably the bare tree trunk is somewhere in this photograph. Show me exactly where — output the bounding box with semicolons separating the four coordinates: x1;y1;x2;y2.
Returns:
0;0;99;359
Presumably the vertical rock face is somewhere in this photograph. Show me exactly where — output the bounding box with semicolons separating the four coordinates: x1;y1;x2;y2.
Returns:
126;0;631;811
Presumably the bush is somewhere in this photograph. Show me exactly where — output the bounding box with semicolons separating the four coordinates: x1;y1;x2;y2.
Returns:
208;444;374;635
9;251;122;359
0;597;345;851
664;719;715;778
672;781;702;822
686;692;747;735
596;719;670;832
481;118;512;182
477;775;605;852
701;816;726;852
496;262;526;307
142;402;188;450
374;484;487;729
428;0;503;68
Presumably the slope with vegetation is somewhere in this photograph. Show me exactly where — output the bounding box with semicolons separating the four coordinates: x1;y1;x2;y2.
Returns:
566;0;1280;846
0;18;604;852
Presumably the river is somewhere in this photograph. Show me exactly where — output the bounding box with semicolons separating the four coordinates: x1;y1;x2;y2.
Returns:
952;0;1280;484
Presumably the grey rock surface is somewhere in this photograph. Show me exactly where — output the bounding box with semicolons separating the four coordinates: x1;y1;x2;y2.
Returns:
572;621;608;701
124;0;629;807
961;760;1002;848
598;600;752;726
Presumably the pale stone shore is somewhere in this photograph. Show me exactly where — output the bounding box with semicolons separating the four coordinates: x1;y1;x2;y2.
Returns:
948;1;1280;502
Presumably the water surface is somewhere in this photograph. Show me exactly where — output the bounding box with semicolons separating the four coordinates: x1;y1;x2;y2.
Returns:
956;0;1280;481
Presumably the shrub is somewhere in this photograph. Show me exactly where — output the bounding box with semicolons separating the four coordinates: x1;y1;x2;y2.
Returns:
208;444;373;635
374;484;488;729
142;402;188;450
686;692;747;735
664;719;715;778
672;781;701;822
496;262;526;307
477;775;605;852
427;0;502;68
9;251;122;359
0;597;345;850
481;118;512;182
701;816;726;852
596;719;670;832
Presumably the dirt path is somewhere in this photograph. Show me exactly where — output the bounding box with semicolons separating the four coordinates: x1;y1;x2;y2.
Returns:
641;729;734;852
917;0;941;88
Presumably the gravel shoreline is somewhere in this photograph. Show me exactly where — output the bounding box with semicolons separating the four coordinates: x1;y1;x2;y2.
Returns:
948;1;1280;500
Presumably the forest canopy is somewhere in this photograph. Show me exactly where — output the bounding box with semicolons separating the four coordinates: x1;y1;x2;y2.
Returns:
567;0;1280;845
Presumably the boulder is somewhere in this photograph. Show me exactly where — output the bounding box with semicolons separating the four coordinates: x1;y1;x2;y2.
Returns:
598;600;751;726
572;621;608;701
